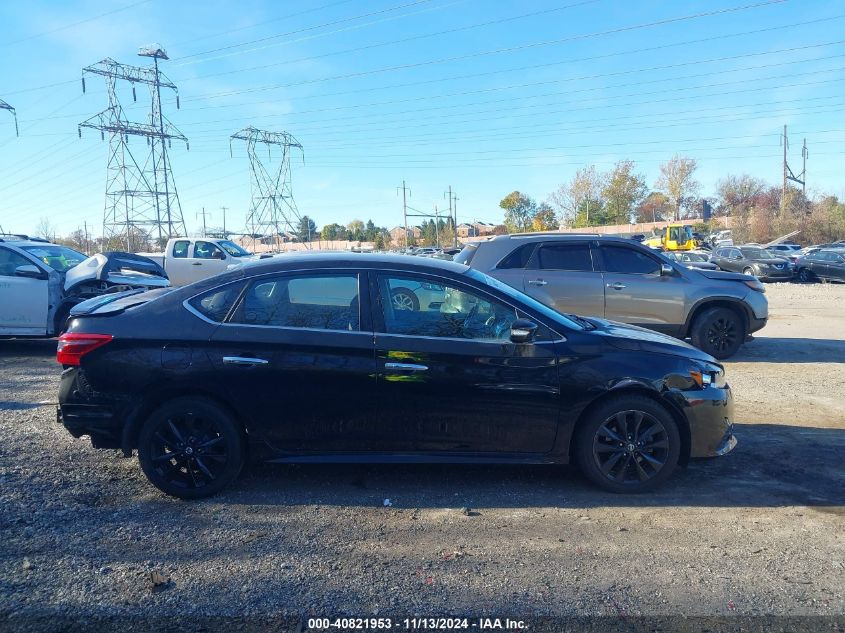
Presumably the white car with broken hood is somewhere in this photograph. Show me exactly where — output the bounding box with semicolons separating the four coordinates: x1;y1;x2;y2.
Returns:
0;235;170;337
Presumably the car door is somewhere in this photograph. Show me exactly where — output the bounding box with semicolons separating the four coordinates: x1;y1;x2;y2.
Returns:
371;271;560;454
598;244;685;335
189;241;230;283
0;247;49;335
521;241;605;319
829;253;845;281
205;271;379;453
163;239;192;286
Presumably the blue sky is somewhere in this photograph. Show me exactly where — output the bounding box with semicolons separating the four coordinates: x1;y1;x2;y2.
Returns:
1;0;844;237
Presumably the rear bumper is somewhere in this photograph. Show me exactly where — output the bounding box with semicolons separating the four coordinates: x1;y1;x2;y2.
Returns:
57;403;124;448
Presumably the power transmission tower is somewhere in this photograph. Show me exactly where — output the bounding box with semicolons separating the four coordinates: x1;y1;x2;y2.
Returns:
79;45;188;251
781;124;807;213
0;99;18;136
230;126;304;252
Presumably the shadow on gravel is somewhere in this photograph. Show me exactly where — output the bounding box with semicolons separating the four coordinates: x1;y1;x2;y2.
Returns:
0;339;56;357
220;423;844;510
732;337;845;363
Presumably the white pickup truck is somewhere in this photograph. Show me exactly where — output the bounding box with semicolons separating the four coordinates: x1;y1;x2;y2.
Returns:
138;237;261;287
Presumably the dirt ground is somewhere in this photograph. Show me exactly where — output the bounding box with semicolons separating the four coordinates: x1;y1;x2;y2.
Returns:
0;282;843;632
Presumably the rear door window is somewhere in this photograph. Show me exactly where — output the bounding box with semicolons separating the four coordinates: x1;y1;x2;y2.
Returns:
188;282;246;322
532;243;593;271
600;246;661;275
229;274;360;331
172;240;190;258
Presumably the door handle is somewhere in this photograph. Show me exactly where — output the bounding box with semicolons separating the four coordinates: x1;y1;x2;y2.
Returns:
384;362;428;372
527;279;548;286
606;282;627;290
192;262;203;266
223;356;269;366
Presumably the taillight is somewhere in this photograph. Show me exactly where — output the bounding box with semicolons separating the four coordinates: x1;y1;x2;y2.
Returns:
56;333;113;366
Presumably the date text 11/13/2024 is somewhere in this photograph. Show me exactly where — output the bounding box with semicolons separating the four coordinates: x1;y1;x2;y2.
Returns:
307;617;527;630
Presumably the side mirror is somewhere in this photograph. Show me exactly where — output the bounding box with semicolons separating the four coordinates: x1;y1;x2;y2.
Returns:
510;318;538;344
15;264;45;279
660;263;674;276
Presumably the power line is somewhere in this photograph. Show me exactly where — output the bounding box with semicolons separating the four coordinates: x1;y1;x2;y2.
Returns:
183;0;789;101
1;0;152;48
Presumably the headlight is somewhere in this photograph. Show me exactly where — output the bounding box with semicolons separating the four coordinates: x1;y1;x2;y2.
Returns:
689;362;725;388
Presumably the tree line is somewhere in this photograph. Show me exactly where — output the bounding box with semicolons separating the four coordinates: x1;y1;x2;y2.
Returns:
498;154;845;245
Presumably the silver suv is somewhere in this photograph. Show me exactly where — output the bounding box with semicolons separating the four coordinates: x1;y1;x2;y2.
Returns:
456;233;768;359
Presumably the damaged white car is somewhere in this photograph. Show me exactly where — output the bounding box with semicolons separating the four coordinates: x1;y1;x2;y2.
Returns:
0;235;170;337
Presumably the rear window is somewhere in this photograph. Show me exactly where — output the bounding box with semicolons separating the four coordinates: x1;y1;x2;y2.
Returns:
188;282;245;322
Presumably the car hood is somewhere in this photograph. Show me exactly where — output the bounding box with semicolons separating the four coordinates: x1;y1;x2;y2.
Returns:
587;317;717;363
64;252;170;291
683;261;718;270
695;268;754;282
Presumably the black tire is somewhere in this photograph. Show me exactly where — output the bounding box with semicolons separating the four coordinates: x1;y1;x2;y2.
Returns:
574;395;681;493
689;306;746;360
742;267;755;276
798;267;815;283
390;288;419;311
138;397;244;499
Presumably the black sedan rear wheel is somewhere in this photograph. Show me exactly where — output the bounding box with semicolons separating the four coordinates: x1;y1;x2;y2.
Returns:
138;397;244;499
575;395;680;493
689;306;745;359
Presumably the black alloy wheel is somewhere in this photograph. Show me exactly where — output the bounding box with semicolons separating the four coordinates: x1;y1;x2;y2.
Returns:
690;306;745;360
575;395;680;493
138;397;244;499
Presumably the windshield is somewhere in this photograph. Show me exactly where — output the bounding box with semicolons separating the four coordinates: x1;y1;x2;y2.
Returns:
21;245;87;273
218;240;251;257
683;252;708;262
465;268;584;332
740;247;770;260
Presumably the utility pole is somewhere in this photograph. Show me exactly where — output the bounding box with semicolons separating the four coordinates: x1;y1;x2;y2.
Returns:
220;206;229;237
444;186;459;247
781;125;807;214
397;180;411;247
79;44;188;251
197;207;209;237
83;220;90;255
0;99;18;136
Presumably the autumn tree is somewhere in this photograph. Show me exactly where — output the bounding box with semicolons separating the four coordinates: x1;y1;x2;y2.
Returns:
499;191;537;232
636;192;673;223
548;165;604;227
531;203;557;231
656;155;699;220
320;223;348;240
602;160;647;225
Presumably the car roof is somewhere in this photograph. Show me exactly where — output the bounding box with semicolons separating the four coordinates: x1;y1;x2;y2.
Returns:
486;232;607;242
0;239;59;248
234;251;471;276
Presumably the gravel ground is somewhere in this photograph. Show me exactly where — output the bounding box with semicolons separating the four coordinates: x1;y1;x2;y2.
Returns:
1;282;843;631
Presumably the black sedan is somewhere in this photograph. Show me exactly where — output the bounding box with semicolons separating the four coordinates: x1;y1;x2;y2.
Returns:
795;248;845;283
57;254;736;498
709;245;793;281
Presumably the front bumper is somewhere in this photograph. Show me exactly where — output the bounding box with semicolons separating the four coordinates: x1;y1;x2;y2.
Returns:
674;384;737;458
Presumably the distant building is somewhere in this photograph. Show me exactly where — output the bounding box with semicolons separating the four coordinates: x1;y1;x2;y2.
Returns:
389;226;422;245
456;223;477;238
473;221;496;236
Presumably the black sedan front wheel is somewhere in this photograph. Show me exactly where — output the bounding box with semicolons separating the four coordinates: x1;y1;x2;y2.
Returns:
575;395;681;493
138;397;245;499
